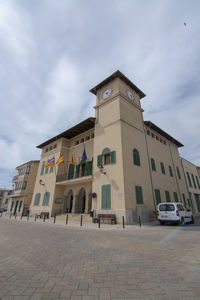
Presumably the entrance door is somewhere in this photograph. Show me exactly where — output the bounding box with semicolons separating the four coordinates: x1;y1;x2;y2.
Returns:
78;188;86;213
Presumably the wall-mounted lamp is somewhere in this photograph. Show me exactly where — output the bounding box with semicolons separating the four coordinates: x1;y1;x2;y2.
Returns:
39;179;45;186
98;165;106;175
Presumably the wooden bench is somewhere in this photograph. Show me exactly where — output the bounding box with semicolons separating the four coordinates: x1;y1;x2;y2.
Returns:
38;212;49;219
94;214;116;224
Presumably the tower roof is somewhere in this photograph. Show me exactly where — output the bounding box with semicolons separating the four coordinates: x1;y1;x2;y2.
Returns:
90;70;146;99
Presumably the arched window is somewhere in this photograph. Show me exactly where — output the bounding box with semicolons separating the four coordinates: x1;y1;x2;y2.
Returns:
160;162;165;174
169;165;173;177
151;158;156;171
42;192;50;206
34;193;41;206
133;148;140;166
97;147;116;167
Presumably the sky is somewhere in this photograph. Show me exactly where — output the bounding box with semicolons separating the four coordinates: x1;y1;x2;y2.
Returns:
0;0;200;188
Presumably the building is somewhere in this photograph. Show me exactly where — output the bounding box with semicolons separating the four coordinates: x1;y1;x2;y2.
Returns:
29;71;200;223
8;161;39;216
0;188;12;210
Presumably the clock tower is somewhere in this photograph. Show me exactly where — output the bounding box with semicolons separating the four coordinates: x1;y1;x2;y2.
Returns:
90;70;153;224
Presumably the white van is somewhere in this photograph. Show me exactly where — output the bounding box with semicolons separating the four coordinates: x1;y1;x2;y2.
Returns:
157;202;194;225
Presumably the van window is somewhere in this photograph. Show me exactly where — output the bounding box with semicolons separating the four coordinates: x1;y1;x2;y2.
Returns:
159;204;175;211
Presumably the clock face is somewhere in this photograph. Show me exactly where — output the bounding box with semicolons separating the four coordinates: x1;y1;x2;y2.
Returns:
102;88;112;99
127;90;134;101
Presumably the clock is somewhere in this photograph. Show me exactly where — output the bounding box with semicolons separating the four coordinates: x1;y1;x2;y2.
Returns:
127;90;134;101
102;88;112;99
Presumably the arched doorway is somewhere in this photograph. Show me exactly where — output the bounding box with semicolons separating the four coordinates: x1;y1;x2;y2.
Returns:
64;189;73;213
76;187;86;213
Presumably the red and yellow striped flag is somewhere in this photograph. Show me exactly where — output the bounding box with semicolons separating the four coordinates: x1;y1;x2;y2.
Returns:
71;152;75;164
56;154;64;166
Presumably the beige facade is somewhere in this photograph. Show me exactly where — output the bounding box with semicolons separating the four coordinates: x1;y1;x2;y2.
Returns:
0;188;12;209
8;161;39;215
29;71;200;223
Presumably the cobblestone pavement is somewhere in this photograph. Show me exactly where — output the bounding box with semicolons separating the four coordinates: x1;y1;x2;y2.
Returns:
0;216;200;300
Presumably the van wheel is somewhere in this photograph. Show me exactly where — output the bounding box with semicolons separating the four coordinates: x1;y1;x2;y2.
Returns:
159;221;165;225
191;216;194;224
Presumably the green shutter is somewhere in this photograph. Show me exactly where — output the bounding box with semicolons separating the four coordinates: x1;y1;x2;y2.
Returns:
191;174;197;188
18;201;23;211
173;192;179;202
110;151;116;164
133;149;140;166
88;160;93;175
165;191;171;202
195;176;200;189
177;166;181;179
45;167;49;174
97;155;103;167
169;166;173;177
50;166;54;173
186;172;192;187
34;193;41;206
101;184;111;209
194;194;200;212
135;186;143;204
42;192;50;206
161;162;165;174
151;158;156;171
40;162;45;175
68;164;75;179
75;164;80;178
182;193;186;207
155;189;161;205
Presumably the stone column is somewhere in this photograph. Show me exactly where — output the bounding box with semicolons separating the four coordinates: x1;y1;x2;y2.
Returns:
84;192;89;213
72;194;78;213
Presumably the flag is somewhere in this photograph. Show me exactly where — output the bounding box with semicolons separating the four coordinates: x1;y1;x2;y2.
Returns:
71;152;75;164
56;154;64;166
44;157;55;168
81;145;87;161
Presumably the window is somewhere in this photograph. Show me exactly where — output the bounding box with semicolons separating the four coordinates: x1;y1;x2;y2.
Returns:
22;181;27;190
147;130;150;135
191;174;197;188
177;166;181;179
34;193;41;206
163;141;167;145
102;184;111;209
133;148;140;166
187;198;191;207
173;192;179;202
80;163;86;177
75;164;80;178
80;138;84;143
18;201;23;212
165;191;171;202
53;144;57;149
75;140;79;145
50;166;54;173
49;146;52;151
91;133;94;139
186;172;192;187
40;162;45;175
10;201;14;211
169;165;173;177
156;136;159;141
42;192;50;206
159;204;175;211
151;133;155;138
194;194;200;212
26;166;31;174
97;148;116;168
155;189;161;205
68;164;75;179
182;193;186;207
45;148;48;153
135;186;143;204
151;158;156;171
195;176;200;189
86;136;90;141
160;162;165;174
45;166;49;174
